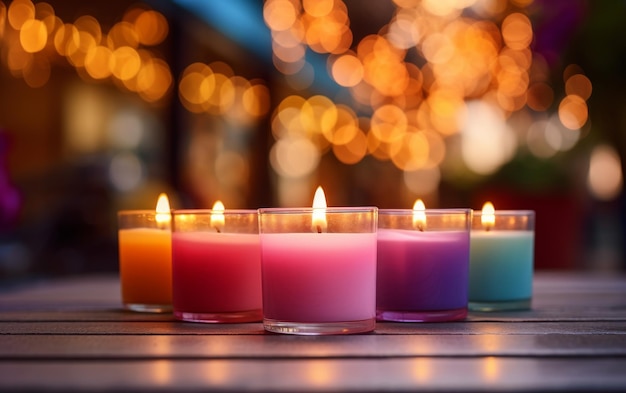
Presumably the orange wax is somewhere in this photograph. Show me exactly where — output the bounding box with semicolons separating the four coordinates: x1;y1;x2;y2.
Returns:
118;228;172;306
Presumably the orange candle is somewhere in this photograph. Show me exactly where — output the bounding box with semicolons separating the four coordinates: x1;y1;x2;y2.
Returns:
118;194;172;313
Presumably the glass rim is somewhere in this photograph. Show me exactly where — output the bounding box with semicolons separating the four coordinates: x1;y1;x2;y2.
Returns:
172;208;257;215
379;208;471;215
117;209;161;216
472;210;535;216
258;206;378;214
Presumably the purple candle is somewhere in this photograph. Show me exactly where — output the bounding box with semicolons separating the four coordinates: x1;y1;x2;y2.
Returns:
376;206;471;322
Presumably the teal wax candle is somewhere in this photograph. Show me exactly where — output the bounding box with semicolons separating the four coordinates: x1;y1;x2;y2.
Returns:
469;207;535;311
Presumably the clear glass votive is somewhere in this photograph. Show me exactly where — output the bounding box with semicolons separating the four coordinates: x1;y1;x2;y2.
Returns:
118;210;172;313
469;210;535;311
171;209;262;323
258;207;378;335
376;209;471;322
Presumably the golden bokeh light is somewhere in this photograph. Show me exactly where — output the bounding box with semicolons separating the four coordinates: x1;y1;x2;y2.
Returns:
501;13;533;50
133;10;168;46
330;53;363;87
2;0;171;102
371;104;408;143
7;0;34;30
558;94;588;130
0;0;596;189
107;21;139;49
263;0;298;31
565;73;592;101
178;62;268;120
19;18;46;53
84;45;112;79
332;128;368;164
588;144;623;201
110;46;141;80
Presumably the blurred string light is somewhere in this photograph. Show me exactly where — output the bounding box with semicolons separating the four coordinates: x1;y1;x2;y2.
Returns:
178;61;270;123
0;0;171;101
263;0;593;184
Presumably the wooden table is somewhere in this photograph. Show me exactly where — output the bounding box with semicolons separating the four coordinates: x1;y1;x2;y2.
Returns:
1;272;625;392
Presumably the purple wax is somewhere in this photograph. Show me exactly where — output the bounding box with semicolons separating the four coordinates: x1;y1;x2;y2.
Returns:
376;228;470;312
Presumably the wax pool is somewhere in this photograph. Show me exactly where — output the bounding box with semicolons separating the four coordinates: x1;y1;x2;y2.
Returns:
172;232;262;314
376;229;469;312
118;228;172;307
469;230;534;302
261;232;377;322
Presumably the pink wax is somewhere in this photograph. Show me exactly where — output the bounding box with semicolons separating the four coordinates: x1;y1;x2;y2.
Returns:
260;232;377;322
172;232;262;313
376;228;469;311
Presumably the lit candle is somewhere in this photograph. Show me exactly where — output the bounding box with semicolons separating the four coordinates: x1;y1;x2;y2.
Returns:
377;201;471;322
258;187;378;335
469;202;535;311
171;201;262;323
117;193;173;313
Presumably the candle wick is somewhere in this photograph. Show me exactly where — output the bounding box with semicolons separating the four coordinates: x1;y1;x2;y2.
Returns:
418;224;424;232
485;226;491;232
215;226;221;233
316;225;322;234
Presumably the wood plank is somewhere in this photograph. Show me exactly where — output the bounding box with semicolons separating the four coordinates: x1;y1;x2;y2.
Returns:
1;357;625;392
1;333;625;359
1;320;625;335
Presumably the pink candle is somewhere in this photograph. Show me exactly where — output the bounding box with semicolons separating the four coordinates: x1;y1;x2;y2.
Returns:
171;208;262;323
259;197;377;335
261;232;377;322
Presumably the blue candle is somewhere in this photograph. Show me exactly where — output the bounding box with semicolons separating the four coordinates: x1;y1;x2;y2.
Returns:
468;204;535;311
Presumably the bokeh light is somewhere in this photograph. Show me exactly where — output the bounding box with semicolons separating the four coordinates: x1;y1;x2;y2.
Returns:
588;144;623;201
1;0;172;102
260;0;593;188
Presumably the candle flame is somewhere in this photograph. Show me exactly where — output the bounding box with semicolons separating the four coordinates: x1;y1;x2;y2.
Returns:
211;200;225;233
412;199;426;231
481;201;495;230
312;186;327;233
155;193;171;227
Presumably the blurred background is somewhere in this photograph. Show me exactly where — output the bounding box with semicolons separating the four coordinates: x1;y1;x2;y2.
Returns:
0;0;625;283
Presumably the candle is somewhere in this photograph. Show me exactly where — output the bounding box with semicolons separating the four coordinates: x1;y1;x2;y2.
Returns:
376;202;471;322
469;202;535;311
171;202;262;323
259;186;378;335
117;193;172;313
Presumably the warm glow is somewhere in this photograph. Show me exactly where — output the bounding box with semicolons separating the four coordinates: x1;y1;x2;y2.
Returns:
588;144;623;201
211;200;226;232
305;360;335;387
482;356;500;382
19;19;47;53
481;201;495;230
312;186;327;233
155;193;171;226
330;53;363;87
558;94;588;130
412;199;426;230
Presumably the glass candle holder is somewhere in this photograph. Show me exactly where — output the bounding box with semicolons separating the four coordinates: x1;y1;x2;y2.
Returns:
376;209;471;322
171;209;262;323
258;207;378;335
469;210;535;311
117;210;172;313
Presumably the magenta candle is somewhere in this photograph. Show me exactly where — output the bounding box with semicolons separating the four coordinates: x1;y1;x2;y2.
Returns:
376;208;471;322
258;205;378;335
171;209;262;323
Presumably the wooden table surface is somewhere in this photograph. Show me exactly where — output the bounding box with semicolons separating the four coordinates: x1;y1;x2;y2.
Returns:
0;272;625;392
